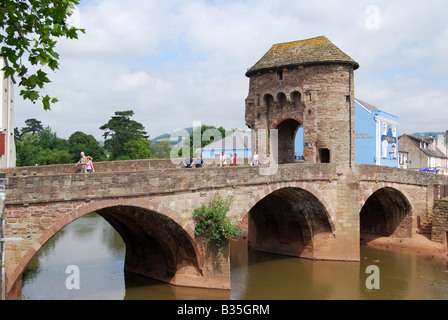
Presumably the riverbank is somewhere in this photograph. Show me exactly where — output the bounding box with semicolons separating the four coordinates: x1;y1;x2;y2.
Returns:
361;233;448;264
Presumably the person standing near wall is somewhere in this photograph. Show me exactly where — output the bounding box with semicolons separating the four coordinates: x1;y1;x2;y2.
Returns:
220;152;227;167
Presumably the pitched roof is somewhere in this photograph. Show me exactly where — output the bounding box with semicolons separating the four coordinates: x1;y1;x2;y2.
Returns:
400;134;447;159
246;36;359;77
355;98;379;112
201;131;251;151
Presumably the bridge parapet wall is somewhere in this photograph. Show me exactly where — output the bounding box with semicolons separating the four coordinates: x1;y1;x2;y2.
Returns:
354;164;436;186
1;158;254;178
4;164;338;206
0;159;178;177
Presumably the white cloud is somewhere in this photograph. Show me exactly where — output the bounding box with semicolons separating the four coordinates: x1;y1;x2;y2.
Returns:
14;0;448;142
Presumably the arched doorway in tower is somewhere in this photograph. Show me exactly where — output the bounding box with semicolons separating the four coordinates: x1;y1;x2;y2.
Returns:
247;187;333;259
275;119;302;164
360;187;412;241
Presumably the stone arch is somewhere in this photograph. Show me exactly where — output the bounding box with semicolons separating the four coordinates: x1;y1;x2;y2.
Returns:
263;93;274;108
272;117;302;164
290;90;302;104
239;184;335;259
277;92;287;108
11;197;202;293
360;187;413;238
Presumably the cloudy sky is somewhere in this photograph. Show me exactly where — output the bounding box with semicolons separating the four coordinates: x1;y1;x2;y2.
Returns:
14;0;448;141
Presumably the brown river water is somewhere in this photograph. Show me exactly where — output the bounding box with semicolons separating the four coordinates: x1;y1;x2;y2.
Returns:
22;212;448;300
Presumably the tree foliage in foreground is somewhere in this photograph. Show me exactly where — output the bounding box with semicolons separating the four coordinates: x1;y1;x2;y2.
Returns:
0;0;85;110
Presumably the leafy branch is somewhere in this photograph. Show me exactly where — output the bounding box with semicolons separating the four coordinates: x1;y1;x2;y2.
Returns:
0;0;85;110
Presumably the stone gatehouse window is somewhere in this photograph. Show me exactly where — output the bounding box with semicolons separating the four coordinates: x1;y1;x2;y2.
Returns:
319;148;330;163
277;70;283;80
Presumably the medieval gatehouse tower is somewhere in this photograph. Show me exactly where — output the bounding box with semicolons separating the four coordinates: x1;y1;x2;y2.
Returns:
245;36;359;166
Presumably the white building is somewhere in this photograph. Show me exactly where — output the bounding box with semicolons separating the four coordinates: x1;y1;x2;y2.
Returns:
0;56;16;168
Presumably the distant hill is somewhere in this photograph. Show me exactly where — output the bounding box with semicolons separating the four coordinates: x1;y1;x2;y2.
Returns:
412;132;446;139
151;127;193;145
151;126;245;145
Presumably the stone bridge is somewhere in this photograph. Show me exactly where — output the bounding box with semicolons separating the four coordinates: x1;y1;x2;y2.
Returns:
1;159;446;299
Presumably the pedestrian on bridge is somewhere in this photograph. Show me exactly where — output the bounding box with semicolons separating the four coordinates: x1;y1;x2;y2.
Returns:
193;154;205;168
75;152;87;173
252;151;259;166
220;152;227;167
184;153;193;168
86;156;95;173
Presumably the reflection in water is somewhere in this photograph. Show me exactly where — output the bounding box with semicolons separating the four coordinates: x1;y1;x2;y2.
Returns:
22;213;448;300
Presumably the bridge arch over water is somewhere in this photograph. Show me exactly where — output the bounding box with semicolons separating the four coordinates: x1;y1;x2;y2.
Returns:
247;187;334;259
9;197;206;295
1;161;445;299
360;187;413;238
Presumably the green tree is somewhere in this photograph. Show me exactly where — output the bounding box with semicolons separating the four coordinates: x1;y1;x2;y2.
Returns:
181;124;226;157
15;133;39;166
68;131;107;163
122;139;151;160
0;0;85;110
21;118;44;135
99;110;150;160
149;140;171;159
38;126;68;151
36;148;71;165
15;124;71;166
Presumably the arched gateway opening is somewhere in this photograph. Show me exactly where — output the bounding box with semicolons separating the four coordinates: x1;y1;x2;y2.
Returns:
360;187;412;239
275;119;302;164
247;187;333;259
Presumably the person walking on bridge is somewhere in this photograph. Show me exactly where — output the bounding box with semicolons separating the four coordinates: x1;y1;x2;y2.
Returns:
85;156;95;173
75;152;87;173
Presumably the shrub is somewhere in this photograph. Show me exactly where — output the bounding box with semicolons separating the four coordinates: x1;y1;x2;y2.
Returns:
193;192;241;252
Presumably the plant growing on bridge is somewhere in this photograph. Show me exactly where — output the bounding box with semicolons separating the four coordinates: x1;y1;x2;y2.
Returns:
193;192;241;253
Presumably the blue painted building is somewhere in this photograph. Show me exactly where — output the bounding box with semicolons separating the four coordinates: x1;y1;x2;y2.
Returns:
200;131;252;161
354;99;399;167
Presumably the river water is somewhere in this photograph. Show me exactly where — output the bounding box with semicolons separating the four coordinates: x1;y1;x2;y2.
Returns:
22;212;448;300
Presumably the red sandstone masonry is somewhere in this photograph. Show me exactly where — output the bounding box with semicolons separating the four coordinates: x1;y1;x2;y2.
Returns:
2;162;444;299
0;158;252;178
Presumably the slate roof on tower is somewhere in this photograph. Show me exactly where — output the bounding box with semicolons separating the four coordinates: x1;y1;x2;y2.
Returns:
246;36;359;77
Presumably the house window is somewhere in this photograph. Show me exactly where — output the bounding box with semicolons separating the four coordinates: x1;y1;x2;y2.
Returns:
391;143;397;158
382;140;388;158
392;126;397;138
382;123;387;136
